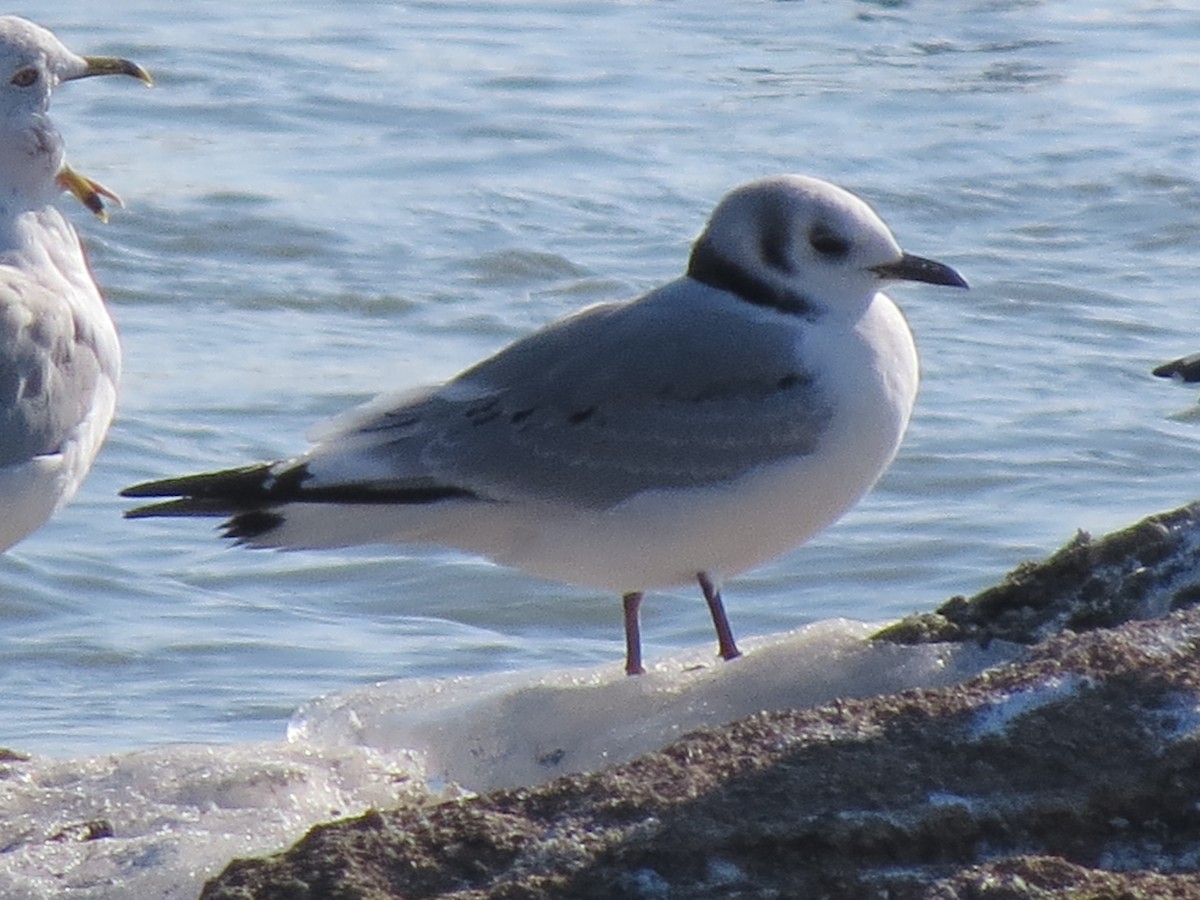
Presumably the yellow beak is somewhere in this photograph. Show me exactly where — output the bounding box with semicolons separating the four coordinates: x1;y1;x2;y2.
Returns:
56;164;123;222
71;55;153;86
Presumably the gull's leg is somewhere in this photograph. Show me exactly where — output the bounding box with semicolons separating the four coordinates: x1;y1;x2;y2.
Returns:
697;571;741;662
622;591;645;676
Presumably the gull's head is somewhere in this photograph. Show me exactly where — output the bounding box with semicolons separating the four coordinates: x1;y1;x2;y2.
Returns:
687;175;967;318
0;16;150;212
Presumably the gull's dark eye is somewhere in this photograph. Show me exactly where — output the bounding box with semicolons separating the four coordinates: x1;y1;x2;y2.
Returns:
809;224;850;259
11;67;38;88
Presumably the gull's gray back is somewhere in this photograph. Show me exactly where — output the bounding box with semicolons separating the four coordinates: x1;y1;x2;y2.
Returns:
312;278;833;508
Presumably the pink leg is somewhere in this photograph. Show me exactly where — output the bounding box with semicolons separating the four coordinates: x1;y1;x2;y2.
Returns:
697;572;741;662
622;591;645;676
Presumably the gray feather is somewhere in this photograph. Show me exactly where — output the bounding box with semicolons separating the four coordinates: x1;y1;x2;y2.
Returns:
307;277;833;509
0;274;107;467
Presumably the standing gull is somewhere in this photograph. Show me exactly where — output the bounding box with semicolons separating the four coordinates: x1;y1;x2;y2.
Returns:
123;175;967;674
0;16;150;552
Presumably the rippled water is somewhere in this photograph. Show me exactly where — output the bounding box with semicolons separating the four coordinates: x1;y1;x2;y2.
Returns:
3;0;1200;757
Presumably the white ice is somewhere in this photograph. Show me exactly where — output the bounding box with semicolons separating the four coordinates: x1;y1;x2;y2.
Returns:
0;621;1016;900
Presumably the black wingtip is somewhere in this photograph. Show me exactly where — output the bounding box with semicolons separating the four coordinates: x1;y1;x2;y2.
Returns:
120;463;275;500
122;499;183;519
121;463;284;525
122;458;480;535
122;498;287;544
222;510;286;541
122;497;249;520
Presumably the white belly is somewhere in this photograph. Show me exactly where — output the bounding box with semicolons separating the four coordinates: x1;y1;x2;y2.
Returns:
484;292;920;591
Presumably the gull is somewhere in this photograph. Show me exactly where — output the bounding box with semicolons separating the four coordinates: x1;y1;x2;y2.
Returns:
0;16;150;552
123;175;967;674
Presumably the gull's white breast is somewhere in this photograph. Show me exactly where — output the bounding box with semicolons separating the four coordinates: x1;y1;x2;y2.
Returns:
470;291;919;593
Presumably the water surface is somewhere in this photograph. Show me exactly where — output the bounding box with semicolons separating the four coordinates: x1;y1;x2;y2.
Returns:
3;0;1199;756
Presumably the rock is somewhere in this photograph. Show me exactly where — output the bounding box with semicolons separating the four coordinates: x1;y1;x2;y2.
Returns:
876;501;1200;645
199;502;1200;899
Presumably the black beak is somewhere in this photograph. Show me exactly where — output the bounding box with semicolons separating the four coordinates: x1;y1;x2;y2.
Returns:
872;252;968;289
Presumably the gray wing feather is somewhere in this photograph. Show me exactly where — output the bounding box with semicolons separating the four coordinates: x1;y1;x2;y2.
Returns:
310;279;832;509
0;275;105;467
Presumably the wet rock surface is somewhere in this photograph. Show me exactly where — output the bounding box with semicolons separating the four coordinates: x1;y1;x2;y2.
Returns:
200;503;1200;899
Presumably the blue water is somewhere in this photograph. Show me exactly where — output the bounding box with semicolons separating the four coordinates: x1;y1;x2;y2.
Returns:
3;0;1200;757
